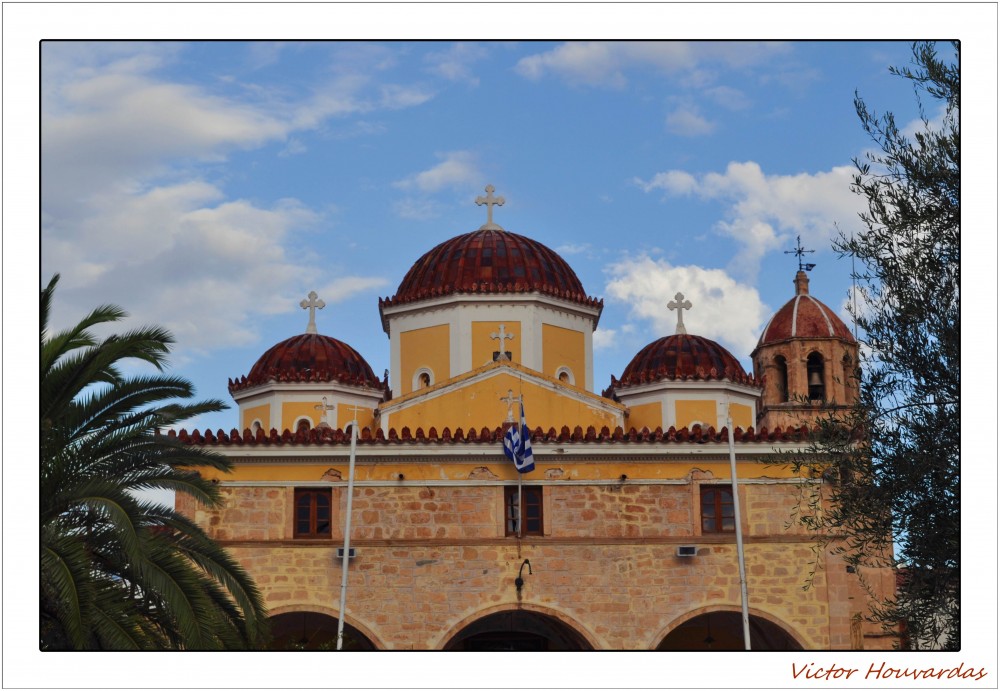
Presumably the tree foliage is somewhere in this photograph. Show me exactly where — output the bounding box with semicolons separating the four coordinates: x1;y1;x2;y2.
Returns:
40;275;270;649
783;42;959;649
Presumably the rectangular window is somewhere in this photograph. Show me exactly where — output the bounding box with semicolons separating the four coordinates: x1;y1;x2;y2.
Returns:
504;486;543;536
700;486;735;533
294;488;332;538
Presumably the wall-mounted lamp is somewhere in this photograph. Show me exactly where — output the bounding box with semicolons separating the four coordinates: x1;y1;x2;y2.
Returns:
515;559;532;594
397;473;405;481
620;474;628;482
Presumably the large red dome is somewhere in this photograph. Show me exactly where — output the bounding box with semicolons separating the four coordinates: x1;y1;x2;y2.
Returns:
229;333;382;393
756;272;855;349
613;334;756;388
379;229;601;310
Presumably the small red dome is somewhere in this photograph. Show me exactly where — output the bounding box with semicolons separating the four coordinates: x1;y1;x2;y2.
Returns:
757;273;855;348
614;334;755;388
229;333;381;393
379;229;601;310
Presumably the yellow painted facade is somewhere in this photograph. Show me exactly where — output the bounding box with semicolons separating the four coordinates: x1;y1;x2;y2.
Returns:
336;405;377;433
730;402;752;430
400;324;450;395
241;403;270;431
281;401;321;431
541;323;585;386
627;401;663;431
471;321;521;367
384;368;621;433
675;399;718;428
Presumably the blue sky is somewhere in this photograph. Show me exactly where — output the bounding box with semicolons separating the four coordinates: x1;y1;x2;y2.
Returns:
41;39;936;433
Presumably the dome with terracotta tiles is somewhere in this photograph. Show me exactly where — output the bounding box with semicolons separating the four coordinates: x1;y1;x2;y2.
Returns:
229;333;382;393
756;271;855;348
613;333;755;388
379;228;601;310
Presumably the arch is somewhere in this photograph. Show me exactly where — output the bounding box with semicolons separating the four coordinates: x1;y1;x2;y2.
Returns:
294;416;313;433
555;366;575;386
774;354;789;402
806;351;825;401
434;603;601;651
650;605;807;651
266;604;384;651
250;419;263;434
412;367;434;390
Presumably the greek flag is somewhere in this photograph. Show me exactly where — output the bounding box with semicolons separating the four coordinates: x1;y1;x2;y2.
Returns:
503;402;535;473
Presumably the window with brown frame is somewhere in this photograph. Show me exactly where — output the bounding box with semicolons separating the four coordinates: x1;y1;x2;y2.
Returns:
294;488;332;538
700;486;735;533
504;486;543;536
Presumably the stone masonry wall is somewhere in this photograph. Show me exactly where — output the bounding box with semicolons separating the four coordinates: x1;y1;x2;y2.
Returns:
182;478;885;649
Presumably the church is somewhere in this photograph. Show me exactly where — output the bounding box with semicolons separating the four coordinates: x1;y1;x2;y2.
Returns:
174;186;896;650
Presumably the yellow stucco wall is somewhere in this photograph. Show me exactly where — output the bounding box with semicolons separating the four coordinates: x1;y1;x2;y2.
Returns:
400;324;450;395
471;321;522;367
281;401;321;432
541;323;585;386
675;400;718;429
241;403;270;431
336;406;377;432
731;403;753;430
627;401;663;431
386;371;617;432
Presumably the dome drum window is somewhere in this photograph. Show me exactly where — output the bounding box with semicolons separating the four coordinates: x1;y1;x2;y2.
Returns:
294;417;313;433
412;368;434;390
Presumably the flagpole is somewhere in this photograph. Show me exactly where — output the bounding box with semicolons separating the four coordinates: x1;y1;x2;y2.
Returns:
336;406;360;651
726;399;752;650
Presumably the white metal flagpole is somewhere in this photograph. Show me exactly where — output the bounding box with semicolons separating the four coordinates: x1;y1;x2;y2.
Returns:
336;406;361;651
726;399;752;650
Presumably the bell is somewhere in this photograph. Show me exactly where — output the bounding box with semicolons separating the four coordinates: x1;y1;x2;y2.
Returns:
809;370;823;387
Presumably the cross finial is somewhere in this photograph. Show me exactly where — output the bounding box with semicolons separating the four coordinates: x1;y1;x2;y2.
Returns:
314;396;335;427
667;292;692;335
500;389;520;423
490;323;515;360
784;235;816;272
475;184;505;231
300;291;326;334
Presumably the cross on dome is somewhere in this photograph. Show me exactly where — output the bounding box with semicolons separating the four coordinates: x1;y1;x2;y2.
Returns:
475;184;505;230
784;235;816;272
668;292;692;335
491;323;515;360
300;291;326;334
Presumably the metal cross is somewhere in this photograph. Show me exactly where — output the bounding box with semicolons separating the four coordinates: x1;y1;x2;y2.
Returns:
784;235;816;272
490;323;515;360
475;184;505;230
500;389;520;423
667;292;692;335
314;396;336;427
300;290;326;334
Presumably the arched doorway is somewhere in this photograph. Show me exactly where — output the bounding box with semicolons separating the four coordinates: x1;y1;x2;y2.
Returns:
444;610;593;651
657;611;803;651
268;611;377;651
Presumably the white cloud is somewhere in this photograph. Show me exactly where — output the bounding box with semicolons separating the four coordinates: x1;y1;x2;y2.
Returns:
704;85;750;110
634;161;865;276
392;197;441;220
393;151;482;193
515;41;790;88
603;255;769;359
425;43;489;85
665;106;715;136
592;327;617;351
556;242;592;255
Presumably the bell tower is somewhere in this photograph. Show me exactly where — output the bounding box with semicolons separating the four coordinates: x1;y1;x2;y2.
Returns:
752;255;859;430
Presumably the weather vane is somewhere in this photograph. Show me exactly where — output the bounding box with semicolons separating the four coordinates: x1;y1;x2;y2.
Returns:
784;235;816;272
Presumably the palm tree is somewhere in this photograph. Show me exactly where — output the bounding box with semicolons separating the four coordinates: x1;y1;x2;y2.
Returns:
40;275;269;649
